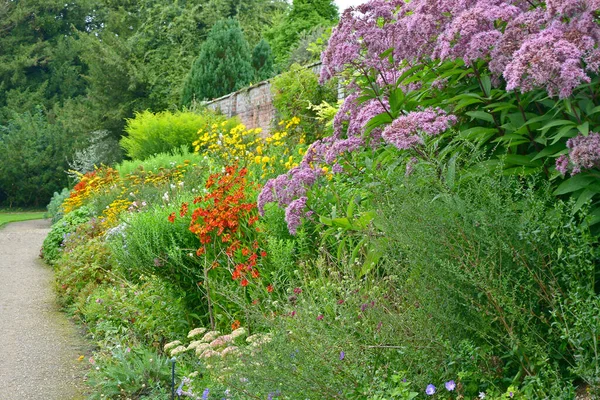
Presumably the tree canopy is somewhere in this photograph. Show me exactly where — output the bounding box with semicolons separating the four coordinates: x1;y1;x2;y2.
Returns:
0;0;290;207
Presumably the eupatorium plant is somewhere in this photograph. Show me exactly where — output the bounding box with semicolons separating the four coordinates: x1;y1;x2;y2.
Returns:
259;0;600;234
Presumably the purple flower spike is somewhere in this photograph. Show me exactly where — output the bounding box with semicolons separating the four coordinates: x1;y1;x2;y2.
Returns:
426;384;436;395
445;380;456;391
340;351;345;360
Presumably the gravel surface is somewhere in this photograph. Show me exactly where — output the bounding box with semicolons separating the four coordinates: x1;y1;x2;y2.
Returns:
0;219;88;399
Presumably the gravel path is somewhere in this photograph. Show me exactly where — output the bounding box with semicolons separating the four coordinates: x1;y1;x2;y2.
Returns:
0;219;88;399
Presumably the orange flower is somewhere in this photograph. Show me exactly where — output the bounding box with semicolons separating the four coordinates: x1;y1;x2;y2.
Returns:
179;202;189;217
266;284;274;293
241;278;249;287
231;320;241;330
168;212;176;223
251;269;260;279
196;247;206;257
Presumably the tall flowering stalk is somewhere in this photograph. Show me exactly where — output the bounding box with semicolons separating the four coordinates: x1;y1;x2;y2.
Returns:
172;164;267;328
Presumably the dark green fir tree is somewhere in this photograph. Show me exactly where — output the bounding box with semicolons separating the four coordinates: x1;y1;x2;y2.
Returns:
182;18;254;105
252;39;275;82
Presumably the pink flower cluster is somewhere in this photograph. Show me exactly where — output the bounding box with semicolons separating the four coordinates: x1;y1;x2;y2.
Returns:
382;108;458;150
555;132;600;175
258;94;390;235
321;0;600;98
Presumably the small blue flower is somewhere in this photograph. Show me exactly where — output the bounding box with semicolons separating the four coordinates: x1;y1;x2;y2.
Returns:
445;380;456;391
339;351;345;360
425;384;436;395
202;388;210;400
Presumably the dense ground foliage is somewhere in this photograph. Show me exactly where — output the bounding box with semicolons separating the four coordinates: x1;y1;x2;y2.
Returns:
38;0;600;399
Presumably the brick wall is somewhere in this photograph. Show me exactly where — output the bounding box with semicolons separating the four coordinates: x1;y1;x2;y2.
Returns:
203;63;325;135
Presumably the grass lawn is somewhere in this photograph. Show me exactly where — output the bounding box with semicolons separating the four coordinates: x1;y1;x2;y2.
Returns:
0;211;46;228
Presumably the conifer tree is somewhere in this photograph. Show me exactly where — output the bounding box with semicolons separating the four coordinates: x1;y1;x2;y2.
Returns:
182;18;254;105
252;39;275;82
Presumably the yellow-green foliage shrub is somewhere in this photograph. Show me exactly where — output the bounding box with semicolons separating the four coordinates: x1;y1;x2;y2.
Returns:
120;109;238;160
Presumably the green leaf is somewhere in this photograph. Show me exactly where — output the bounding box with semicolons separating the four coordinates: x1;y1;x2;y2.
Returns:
359;242;385;277
587;105;600;116
577;121;589;136
587;206;600;226
538;119;576;134
346;198;357;219
459;126;498;141
446;155;457;189
354;210;377;229
466;110;495;123
550;125;578;145
554;174;597;195
530;142;567;161
573;189;596;212
332;217;354;230
388;88;405;115
364;112;393;135
480;75;491;97
454;97;485;110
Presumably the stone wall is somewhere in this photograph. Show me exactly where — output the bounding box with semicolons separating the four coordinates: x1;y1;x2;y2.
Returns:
204;81;276;135
203;63;325;135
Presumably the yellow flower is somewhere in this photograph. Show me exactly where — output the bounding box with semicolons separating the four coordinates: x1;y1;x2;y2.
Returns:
261;156;270;164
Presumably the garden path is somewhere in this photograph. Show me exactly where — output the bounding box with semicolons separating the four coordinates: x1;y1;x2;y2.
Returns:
0;219;87;399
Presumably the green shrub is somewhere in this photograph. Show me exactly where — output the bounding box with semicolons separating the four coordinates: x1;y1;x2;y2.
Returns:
120;109;232;161
87;346;171;400
81;275;192;349
197;275;446;399
115;146;209;177
42;206;91;263
106;199;206;313
271;63;338;141
46;187;70;223
374;168;599;396
53;236;113;310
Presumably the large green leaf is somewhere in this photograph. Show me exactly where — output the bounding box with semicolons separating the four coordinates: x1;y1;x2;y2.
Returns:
538;119;576;134
466;110;495;123
554;174;597;195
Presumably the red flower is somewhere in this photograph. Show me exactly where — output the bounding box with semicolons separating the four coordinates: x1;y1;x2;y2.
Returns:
196;247;205;257
293;287;302;295
260;251;267;258
251;269;260;279
168;212;176;223
266;284;274;293
241;278;249;287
